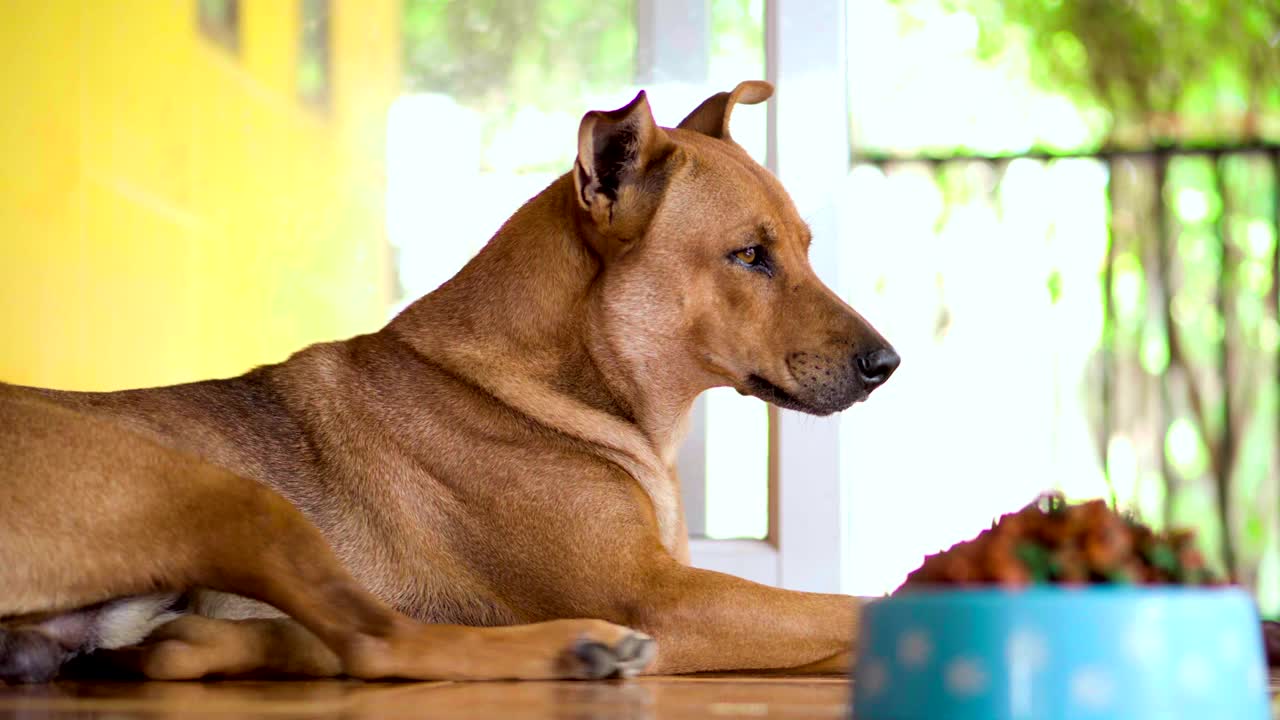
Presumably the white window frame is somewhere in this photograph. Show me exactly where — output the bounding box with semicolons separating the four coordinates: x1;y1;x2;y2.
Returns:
646;0;852;594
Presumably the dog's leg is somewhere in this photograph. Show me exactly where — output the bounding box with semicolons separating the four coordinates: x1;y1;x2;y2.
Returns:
10;466;655;682
173;477;654;680
68;471;655;681
623;564;857;675
102;612;656;682
96;615;343;679
2;398;655;681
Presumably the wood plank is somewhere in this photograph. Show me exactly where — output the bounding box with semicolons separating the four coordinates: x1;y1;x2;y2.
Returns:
0;677;851;719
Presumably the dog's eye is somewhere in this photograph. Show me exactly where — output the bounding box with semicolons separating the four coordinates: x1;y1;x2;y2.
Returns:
733;246;762;266
729;245;773;277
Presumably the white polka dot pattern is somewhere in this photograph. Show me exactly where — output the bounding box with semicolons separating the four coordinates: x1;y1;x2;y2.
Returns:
859;657;888;698
851;589;1271;720
1069;666;1115;710
1005;628;1048;671
897;629;933;669
1123;602;1168;664
943;657;988;697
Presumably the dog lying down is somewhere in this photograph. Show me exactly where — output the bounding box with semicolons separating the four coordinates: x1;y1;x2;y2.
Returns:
0;80;899;683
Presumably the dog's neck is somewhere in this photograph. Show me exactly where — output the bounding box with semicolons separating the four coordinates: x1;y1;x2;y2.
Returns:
387;175;698;465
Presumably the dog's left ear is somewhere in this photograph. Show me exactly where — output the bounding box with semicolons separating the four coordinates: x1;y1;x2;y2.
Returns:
574;90;673;248
677;80;773;141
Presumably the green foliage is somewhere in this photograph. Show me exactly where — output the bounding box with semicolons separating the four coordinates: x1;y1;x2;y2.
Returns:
400;0;764;172
959;0;1280;144
402;0;636;110
1045;268;1062;304
1015;541;1054;583
711;0;764;61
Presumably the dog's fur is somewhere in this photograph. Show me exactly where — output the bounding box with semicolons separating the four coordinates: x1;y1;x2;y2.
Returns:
0;81;898;682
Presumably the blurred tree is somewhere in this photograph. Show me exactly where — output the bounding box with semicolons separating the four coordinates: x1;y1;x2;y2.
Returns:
959;0;1280;146
402;0;636;111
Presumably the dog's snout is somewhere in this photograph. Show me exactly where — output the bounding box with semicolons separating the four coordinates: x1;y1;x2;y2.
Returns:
855;348;900;390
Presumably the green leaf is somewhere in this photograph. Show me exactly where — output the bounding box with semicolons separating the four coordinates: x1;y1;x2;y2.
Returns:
1046;268;1063;303
1143;542;1180;576
1016;542;1054;582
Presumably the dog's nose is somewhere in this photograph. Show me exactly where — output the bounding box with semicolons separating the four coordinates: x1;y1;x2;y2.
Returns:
855;348;900;390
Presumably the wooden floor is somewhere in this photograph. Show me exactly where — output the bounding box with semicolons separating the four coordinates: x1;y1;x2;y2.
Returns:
2;674;1277;718
0;676;850;719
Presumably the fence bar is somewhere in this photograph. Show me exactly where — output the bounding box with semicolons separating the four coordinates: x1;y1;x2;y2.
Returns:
1213;155;1239;579
1273;149;1280;558
1100;158;1118;506
1153;154;1176;530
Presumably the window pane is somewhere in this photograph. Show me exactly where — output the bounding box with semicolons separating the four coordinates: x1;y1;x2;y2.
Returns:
704;386;769;539
701;0;768;541
708;0;766;163
298;0;331;109
392;1;638;307
394;1;768;542
197;0;240;52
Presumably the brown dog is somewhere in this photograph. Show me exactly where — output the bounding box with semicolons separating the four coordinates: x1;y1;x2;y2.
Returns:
0;80;898;683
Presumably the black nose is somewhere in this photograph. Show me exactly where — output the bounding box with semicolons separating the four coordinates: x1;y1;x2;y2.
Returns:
855;348;900;390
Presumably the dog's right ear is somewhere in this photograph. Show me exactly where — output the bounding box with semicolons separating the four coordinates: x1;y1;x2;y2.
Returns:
677;80;773;141
574;90;672;247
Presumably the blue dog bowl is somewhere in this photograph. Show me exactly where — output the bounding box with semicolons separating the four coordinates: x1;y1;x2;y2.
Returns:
852;587;1269;720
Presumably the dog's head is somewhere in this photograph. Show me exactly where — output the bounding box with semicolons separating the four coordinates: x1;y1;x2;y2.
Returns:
573;81;898;416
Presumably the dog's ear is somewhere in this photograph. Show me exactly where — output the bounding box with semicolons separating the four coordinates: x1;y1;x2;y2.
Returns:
574;90;672;245
677;80;773;141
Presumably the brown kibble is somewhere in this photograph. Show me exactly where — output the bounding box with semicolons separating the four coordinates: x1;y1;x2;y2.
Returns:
1083;520;1131;571
1052;548;1089;583
1039;515;1073;545
897;494;1227;592
941;556;977;584
1179;547;1205;571
995;569;1031;589
983;541;1029;585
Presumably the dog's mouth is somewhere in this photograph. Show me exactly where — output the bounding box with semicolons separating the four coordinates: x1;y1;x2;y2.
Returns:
742;373;865;417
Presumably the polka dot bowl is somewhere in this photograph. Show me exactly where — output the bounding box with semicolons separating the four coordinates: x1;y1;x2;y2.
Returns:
851;587;1269;720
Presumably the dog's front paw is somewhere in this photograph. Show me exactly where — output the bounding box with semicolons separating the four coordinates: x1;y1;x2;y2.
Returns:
568;627;657;680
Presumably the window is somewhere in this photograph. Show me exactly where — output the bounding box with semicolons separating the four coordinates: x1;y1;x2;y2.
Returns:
299;0;332;109
390;0;871;593
392;0;639;308
197;0;239;52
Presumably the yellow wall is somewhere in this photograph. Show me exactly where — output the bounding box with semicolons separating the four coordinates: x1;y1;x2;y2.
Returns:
0;0;399;390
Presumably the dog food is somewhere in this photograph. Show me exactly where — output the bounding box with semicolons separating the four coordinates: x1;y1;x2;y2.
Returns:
898;493;1225;589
